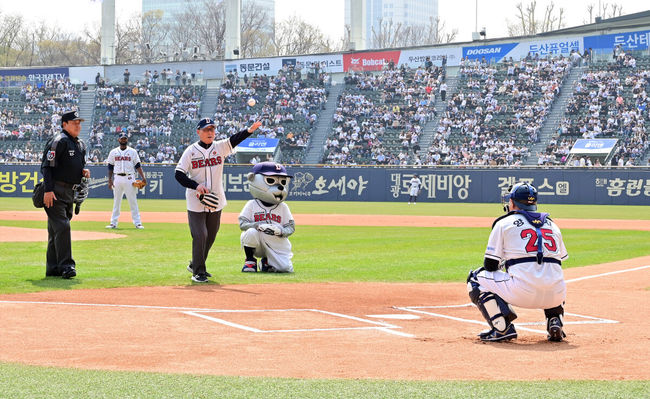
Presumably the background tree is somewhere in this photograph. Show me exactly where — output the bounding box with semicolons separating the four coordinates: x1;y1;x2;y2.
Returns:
271;15;330;56
507;0;566;37
584;2;624;24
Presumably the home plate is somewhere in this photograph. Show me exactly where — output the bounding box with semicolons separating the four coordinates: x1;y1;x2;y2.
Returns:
366;314;420;320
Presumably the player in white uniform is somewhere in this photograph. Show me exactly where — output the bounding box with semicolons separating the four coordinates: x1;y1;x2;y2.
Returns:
239;162;295;273
407;174;422;204
175;118;262;283
467;183;569;342
106;133;147;229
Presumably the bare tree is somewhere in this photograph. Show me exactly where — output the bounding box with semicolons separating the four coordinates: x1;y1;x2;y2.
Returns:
168;0;225;60
240;0;273;58
140;10;170;62
371;19;409;49
271;15;330;56
368;17;457;49
114;14;143;64
0;13;25;67
584;2;624;24
507;1;566;37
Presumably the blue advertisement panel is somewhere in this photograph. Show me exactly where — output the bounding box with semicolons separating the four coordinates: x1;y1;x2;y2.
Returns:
236;137;279;153
461;43;519;62
1;165;649;205
584;29;650;51
0;67;69;87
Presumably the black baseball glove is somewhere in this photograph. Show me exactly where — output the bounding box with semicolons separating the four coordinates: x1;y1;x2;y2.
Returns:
197;192;219;211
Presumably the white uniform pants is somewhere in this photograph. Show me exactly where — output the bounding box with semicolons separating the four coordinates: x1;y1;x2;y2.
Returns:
475;264;566;309
240;228;293;272
110;174;141;226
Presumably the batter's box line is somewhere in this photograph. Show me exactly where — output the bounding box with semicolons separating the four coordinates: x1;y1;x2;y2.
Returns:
393;305;618;335
182;308;414;338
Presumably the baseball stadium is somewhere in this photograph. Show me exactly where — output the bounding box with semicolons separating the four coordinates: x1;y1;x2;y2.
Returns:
0;1;649;398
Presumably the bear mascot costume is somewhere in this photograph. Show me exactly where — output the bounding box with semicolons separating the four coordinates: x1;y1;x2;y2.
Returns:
239;161;295;273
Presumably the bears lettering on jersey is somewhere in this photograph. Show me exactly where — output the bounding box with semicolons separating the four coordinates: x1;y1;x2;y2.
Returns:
253;211;282;223
115;155;132;161
191;156;223;169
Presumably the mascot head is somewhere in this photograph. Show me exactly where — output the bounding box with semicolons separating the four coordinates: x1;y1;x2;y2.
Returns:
247;161;292;205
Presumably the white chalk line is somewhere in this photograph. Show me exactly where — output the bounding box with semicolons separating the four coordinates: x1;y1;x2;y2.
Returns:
565;264;650;283
0;300;412;338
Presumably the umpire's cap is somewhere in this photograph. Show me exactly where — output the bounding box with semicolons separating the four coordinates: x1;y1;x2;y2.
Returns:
61;110;85;123
252;161;293;177
196;118;216;130
504;183;537;211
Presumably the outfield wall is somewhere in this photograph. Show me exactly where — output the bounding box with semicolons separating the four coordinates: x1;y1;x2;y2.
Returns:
1;165;649;205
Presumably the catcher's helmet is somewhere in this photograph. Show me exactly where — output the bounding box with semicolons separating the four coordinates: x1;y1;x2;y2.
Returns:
503;183;537;211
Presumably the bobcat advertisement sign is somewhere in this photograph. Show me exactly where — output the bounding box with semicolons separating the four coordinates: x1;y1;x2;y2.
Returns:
343;50;402;72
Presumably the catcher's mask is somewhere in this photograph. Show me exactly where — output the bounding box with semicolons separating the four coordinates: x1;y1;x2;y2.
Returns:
247;162;292;205
502;183;537;212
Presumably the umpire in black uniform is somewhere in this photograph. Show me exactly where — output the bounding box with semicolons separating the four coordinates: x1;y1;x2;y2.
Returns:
40;110;90;279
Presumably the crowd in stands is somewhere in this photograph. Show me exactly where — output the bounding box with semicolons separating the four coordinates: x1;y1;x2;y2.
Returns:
540;50;649;166
430;55;570;166
322;64;440;165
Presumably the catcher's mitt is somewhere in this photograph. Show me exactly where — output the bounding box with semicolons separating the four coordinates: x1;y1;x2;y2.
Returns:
132;179;147;189
197;192;219;211
73;177;90;215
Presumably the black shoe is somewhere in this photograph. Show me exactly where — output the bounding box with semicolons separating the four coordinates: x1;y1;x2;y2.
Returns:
62;267;76;279
547;317;566;342
187;264;211;278
191;274;209;283
478;324;517;342
260;258;276;273
46;268;62;277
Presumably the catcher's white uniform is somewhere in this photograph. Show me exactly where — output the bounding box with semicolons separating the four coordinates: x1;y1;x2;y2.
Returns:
477;212;569;309
107;145;142;227
239;199;294;272
175;139;233;212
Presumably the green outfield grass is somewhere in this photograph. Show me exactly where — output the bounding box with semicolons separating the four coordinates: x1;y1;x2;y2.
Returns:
0;362;647;399
1;198;648;396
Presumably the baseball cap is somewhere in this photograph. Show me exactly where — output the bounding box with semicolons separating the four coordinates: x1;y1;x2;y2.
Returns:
61;110;85;123
196;118;216;130
251;161;292;177
118;132;128;139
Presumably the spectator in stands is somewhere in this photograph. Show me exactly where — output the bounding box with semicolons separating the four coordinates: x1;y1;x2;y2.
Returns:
124;69;130;84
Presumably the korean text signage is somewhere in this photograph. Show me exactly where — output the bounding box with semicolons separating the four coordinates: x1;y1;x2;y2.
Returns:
343;50;402;72
2;165;648;205
0;67;69;86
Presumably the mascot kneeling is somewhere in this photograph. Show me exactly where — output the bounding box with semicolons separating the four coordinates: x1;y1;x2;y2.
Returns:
239;161;295;273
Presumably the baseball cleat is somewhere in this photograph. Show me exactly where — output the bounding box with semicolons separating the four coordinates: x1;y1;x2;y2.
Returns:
186;264;211;278
547;317;566;342
62;267;76;279
105;224;117;229
191;274;209;283
242;261;257;273
478;324;517;342
135;224;144;229
260;258;276;273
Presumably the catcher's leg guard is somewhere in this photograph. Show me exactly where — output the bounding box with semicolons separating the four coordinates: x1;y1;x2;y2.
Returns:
468;270;517;333
544;304;566;342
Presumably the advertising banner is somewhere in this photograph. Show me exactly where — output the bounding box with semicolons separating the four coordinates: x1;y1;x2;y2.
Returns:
0;67;69;87
224;57;284;75
235;138;279;153
283;54;345;73
570;139;618;154
398;47;462;67
509;36;583;59
584;29;650;51
343;50;402;72
462;42;518;62
2;165;649;205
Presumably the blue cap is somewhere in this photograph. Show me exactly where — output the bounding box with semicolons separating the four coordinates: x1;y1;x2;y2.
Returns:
118;132;128;139
251;161;292;177
196;118;216;130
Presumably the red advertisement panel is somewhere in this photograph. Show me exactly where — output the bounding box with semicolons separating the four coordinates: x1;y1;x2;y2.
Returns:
343;50;402;71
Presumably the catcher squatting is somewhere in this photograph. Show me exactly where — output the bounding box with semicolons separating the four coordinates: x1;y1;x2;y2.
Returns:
106;132;147;229
467;183;569;342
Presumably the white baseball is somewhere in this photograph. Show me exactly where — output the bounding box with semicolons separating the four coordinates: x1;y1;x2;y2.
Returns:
247;98;256;107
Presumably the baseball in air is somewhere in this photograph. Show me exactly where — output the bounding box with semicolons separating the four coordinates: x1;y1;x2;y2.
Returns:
247;98;256;107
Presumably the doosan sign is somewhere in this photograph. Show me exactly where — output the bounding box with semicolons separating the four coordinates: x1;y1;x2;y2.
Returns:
343;50;402;71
